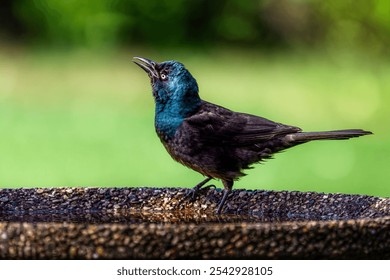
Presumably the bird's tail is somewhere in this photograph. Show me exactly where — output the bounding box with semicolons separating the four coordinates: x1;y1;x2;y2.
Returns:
287;129;372;143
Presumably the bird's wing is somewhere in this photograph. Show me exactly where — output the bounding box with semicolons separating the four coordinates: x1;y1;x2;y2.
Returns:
185;102;301;147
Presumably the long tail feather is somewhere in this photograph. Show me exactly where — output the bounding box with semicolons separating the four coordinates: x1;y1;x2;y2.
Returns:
288;129;372;143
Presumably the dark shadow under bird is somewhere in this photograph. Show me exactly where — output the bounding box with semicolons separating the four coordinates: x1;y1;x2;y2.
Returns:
132;56;372;214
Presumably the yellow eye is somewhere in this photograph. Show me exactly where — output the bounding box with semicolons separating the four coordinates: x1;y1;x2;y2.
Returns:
160;73;167;80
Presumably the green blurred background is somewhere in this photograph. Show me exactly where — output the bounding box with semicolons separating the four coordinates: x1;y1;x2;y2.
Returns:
0;0;388;196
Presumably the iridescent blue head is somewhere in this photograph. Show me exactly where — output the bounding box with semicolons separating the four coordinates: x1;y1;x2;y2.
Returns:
133;57;201;138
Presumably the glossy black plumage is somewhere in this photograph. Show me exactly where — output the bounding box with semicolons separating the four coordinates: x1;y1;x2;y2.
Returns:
132;57;372;214
165;101;300;180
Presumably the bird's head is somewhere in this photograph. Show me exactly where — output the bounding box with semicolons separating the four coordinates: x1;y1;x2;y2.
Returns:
133;57;200;113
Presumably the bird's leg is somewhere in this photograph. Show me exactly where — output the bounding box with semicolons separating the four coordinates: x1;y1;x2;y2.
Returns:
175;177;213;209
189;177;213;201
216;179;233;214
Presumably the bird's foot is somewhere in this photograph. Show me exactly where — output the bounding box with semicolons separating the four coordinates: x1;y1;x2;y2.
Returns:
175;184;215;210
215;204;223;215
198;183;216;197
184;184;216;202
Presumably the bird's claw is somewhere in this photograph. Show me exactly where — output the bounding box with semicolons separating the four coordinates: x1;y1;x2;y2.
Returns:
186;184;215;202
183;187;198;202
175;184;216;210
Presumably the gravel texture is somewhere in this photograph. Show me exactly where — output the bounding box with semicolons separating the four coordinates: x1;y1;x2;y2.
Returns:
0;187;389;259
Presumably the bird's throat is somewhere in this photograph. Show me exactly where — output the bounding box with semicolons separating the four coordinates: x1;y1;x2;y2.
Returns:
154;98;200;140
155;114;183;141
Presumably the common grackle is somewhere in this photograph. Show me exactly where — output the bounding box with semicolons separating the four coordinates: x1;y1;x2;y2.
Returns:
133;57;372;214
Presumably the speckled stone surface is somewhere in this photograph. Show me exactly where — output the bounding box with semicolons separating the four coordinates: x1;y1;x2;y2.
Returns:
0;187;389;259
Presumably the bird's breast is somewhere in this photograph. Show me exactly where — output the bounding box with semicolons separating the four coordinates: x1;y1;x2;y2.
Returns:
161;137;211;176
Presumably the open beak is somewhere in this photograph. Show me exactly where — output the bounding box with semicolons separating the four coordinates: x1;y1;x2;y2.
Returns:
132;57;159;78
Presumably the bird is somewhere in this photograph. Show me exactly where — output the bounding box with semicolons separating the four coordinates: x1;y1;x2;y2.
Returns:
132;56;372;214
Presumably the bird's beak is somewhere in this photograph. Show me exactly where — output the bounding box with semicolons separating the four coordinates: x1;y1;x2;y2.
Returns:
132;56;159;78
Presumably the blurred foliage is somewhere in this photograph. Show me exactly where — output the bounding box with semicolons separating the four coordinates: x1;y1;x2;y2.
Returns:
0;1;389;195
0;0;389;52
0;49;388;196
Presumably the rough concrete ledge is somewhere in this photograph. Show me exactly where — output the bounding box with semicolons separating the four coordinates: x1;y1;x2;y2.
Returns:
0;187;389;259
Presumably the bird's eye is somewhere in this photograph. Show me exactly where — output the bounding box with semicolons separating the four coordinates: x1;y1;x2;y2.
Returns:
160;73;167;80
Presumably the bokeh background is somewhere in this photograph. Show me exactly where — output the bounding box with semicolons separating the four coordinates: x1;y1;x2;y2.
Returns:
0;0;389;196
